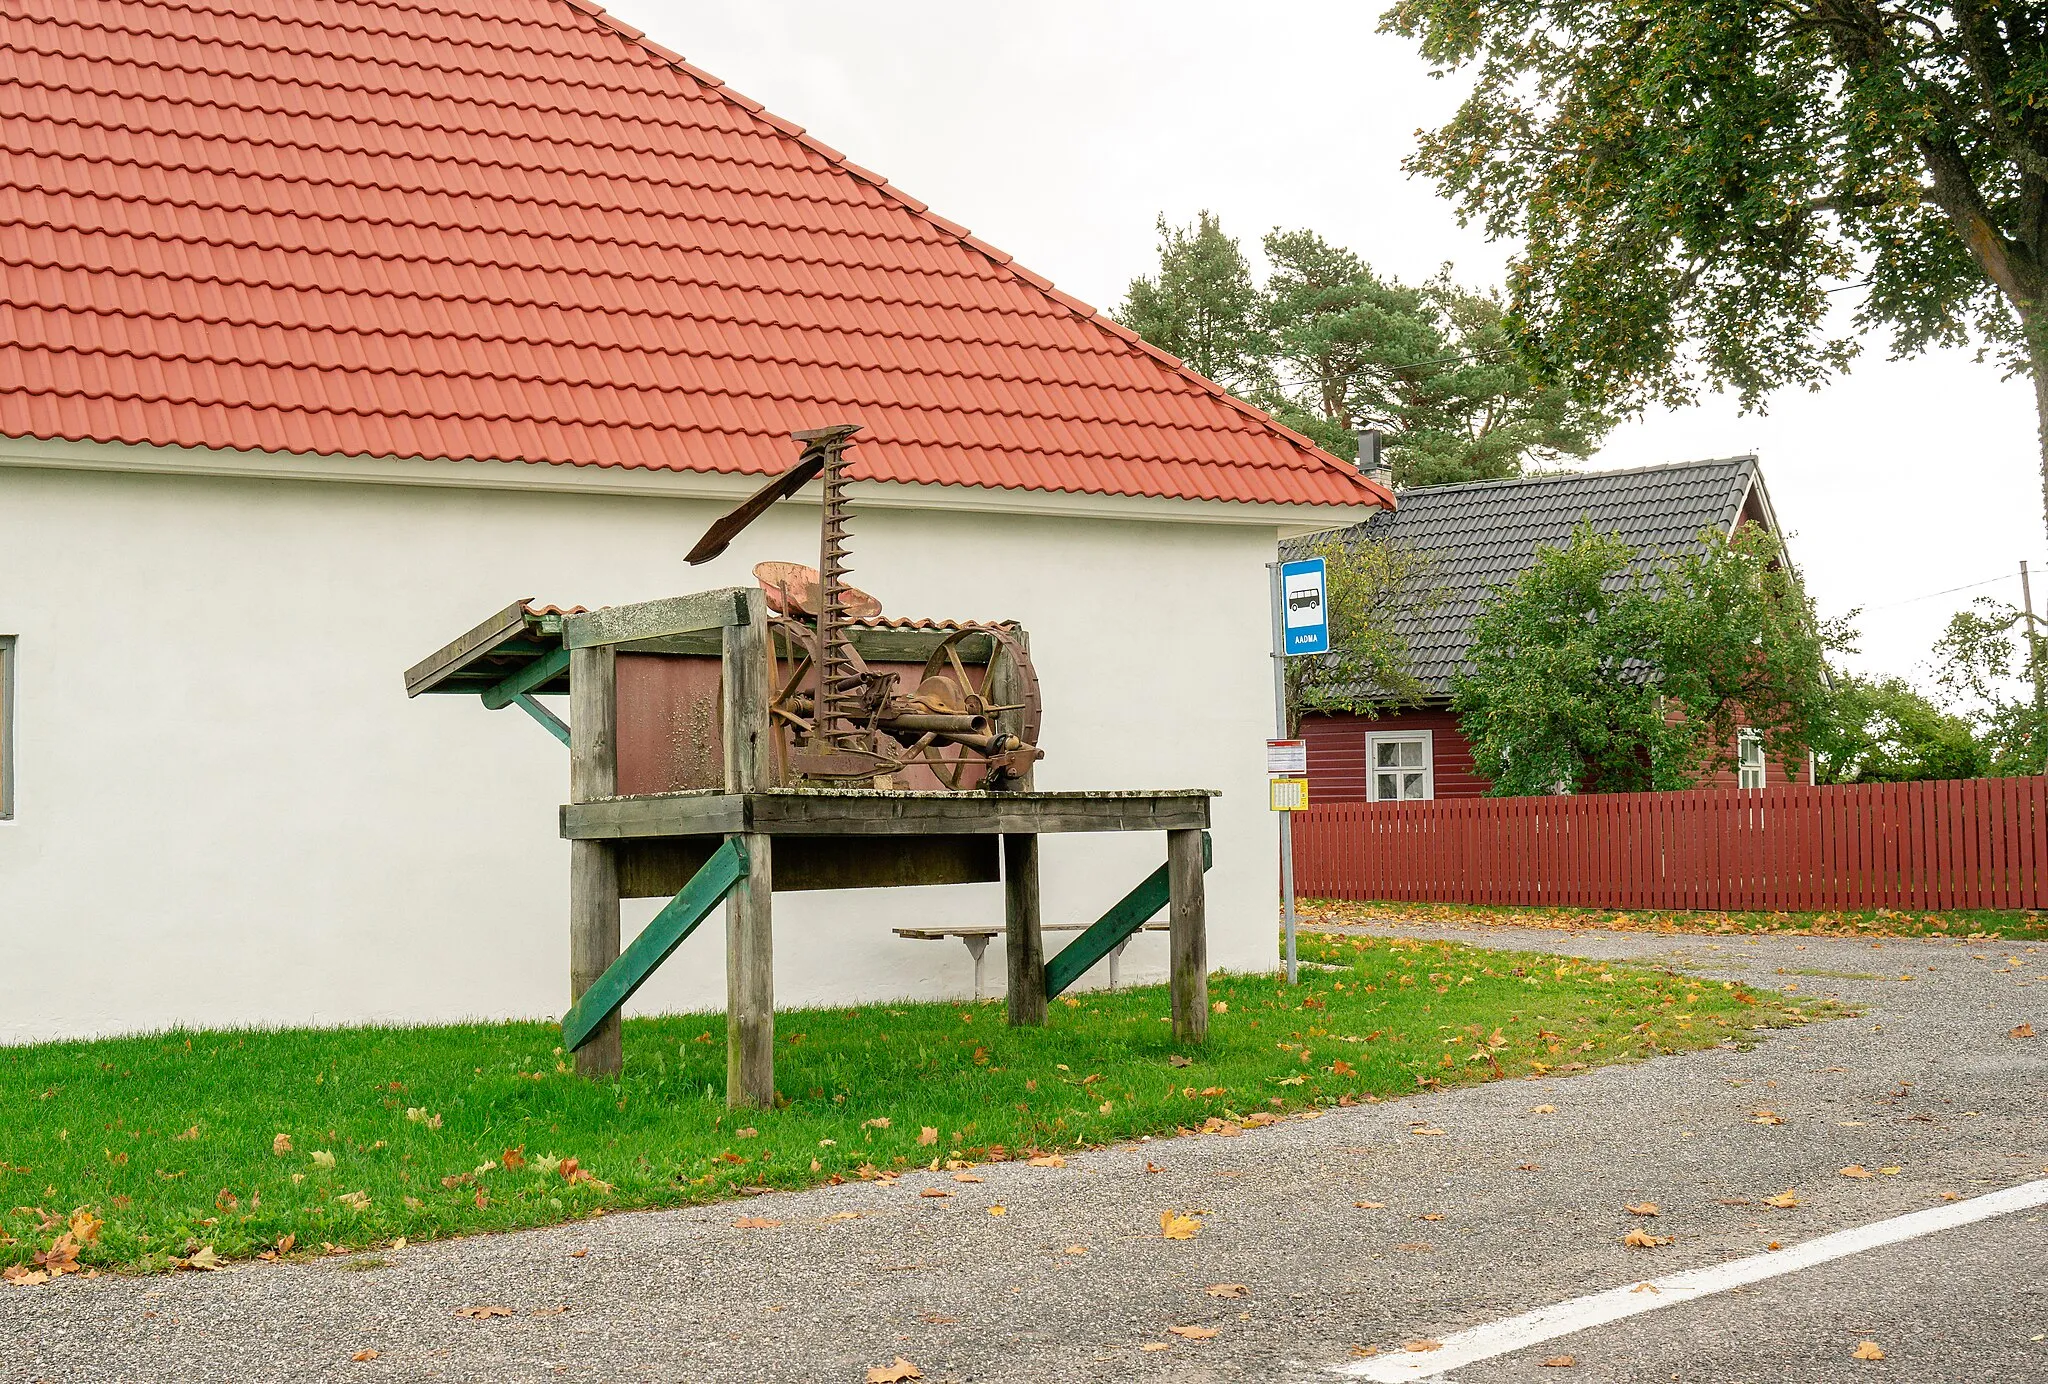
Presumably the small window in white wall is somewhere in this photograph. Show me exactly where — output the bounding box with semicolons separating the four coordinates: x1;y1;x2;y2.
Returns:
1737;727;1765;790
1367;729;1433;801
0;636;13;819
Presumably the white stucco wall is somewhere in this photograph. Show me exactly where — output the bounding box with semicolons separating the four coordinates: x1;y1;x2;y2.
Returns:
0;446;1334;1043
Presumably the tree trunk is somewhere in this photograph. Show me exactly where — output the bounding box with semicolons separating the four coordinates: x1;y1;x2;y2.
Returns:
2033;320;2048;563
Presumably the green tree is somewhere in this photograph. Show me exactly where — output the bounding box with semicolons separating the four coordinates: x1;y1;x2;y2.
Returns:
1117;212;1265;392
1813;674;1986;783
1383;1;2048;549
1453;522;1843;795
1285;536;1445;732
1930;596;2048;773
1120;217;1612;486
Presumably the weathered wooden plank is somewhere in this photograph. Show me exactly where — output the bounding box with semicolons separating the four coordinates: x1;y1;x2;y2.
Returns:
569;643;622;1079
1167;827;1208;1044
403;598;532;696
1044;831;1211;1000
560;790;1215;840
562;837;748;1053
1003;833;1046;1027
562;793;749;840
726;833;775;1109
481;645;572;710
563;589;749;649
723;589;774;794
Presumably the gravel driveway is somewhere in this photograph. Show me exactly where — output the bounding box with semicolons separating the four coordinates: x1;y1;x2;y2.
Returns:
3;923;2041;1384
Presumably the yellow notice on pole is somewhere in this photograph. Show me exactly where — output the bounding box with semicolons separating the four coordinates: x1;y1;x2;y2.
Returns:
1269;777;1310;812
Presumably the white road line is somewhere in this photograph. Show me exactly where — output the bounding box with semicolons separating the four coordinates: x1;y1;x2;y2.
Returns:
1335;1178;2048;1381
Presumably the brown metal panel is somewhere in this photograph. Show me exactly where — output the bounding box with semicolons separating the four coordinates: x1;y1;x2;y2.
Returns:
615;653;727;796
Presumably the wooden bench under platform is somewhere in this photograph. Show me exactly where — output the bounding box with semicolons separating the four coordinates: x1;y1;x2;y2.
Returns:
893;921;1170;1000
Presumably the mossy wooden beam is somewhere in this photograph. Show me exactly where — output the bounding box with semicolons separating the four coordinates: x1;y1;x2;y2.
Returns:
562;836;750;1053
1044;831;1211;1000
562;589;750;649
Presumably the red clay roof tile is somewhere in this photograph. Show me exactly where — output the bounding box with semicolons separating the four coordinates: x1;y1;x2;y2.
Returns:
0;0;1390;512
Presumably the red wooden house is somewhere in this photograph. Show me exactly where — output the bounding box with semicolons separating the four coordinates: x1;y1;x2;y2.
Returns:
1286;457;1813;802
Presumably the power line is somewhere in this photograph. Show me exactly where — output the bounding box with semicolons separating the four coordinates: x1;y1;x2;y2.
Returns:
1862;572;2023;612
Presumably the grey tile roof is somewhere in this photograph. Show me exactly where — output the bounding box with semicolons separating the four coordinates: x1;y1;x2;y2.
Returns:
1282;456;1764;698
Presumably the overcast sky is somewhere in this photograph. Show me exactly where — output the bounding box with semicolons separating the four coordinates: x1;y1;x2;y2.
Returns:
618;0;2043;686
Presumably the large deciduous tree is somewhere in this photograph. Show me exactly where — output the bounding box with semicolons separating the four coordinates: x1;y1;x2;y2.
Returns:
1383;1;2048;544
1453;523;1843;795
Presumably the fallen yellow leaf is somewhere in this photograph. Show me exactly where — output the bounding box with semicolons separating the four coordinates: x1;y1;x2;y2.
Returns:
1532;1105;1557;1114
1540;1356;1576;1368
351;1350;380;1362
1878;1166;1902;1176
1622;1227;1672;1248
1354;1200;1388;1209
272;1133;293;1156
1205;1283;1249;1298
1168;1325;1219;1339
917;1127;938;1146
1404;1339;1443;1353
1764;1190;1800;1208
1851;1340;1885;1361
1160;1210;1202;1240
732;1217;782;1229
1624;1202;1660;1217
987;1205;1006;1217
866;1358;923;1382
1751;1111;1784;1126
455;1305;513;1319
953;1173;984;1183
1027;1154;1066;1168
1063;1245;1088;1255
918;1189;950;1199
2011;1023;2035;1039
1140;1342;1172;1353
1839;1165;1874;1179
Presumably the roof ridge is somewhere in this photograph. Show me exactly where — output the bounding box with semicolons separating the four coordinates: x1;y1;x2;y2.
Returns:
543;0;1385;504
1395;455;1758;498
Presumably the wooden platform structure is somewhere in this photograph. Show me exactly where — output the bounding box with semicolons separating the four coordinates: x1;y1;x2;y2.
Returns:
408;586;1217;1107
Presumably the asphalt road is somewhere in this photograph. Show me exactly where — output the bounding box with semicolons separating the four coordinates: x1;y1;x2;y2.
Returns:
3;923;2041;1384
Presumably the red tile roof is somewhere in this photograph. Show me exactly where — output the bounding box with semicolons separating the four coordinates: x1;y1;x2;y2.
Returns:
0;0;1391;512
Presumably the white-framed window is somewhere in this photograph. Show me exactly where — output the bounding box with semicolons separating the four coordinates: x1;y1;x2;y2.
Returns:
0;635;13;820
1367;729;1434;801
1737;727;1765;790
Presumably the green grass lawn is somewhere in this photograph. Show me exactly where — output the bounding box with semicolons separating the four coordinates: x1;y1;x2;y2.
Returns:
2;935;1819;1277
1302;897;2048;942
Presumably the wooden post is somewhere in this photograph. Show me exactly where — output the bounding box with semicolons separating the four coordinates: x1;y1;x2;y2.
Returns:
568;644;621;1078
991;628;1046;1025
723;589;777;1108
725;835;774;1107
1167;827;1208;1043
1003;833;1046;1026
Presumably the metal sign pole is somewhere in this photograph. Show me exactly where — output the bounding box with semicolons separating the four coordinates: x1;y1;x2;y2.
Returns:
1268;561;1298;985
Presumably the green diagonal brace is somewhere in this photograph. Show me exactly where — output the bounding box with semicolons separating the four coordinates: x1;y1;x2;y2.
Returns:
561;837;750;1052
481;645;570;710
513;693;571;746
1044;831;1212;1000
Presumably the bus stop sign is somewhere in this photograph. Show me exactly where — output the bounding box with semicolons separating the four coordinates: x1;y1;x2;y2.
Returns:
1280;557;1329;654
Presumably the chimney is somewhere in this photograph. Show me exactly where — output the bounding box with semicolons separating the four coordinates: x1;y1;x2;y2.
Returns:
1356;427;1393;490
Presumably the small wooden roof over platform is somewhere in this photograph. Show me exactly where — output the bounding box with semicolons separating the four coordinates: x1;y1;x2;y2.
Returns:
403;598;1025;703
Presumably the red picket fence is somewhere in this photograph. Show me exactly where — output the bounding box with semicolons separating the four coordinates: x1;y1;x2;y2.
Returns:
1291;779;2048;911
